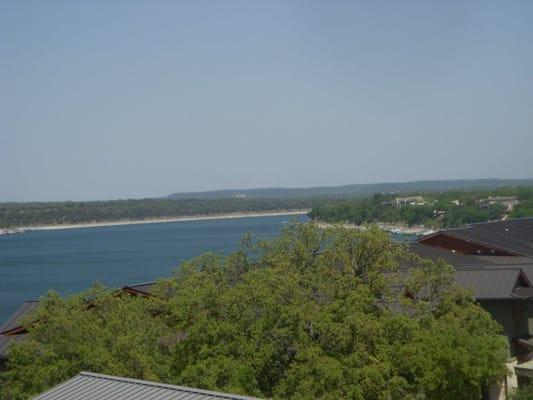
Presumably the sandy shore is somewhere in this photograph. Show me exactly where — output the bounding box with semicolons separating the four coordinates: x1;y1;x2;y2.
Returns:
15;210;311;232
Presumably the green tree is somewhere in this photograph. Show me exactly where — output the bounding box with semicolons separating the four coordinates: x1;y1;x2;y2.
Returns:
0;224;508;399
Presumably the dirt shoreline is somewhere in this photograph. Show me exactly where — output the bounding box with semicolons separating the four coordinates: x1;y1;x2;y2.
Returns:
10;210;311;232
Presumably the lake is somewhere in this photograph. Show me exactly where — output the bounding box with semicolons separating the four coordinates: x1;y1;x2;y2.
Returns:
0;214;307;322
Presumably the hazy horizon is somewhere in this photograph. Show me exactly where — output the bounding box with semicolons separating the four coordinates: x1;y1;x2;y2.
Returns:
2;1;532;202
2;177;533;203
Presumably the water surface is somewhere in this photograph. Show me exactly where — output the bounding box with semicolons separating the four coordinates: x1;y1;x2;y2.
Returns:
0;215;306;322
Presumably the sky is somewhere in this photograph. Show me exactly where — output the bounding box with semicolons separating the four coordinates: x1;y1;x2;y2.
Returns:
1;1;532;202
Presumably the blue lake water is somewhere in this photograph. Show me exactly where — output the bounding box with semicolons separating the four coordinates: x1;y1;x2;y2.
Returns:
0;215;307;323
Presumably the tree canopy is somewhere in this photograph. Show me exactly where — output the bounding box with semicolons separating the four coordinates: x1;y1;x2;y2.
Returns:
0;224;508;399
309;186;533;229
0;197;319;229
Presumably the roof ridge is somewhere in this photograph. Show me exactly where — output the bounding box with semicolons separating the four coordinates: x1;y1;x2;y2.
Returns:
455;266;523;272
123;281;156;287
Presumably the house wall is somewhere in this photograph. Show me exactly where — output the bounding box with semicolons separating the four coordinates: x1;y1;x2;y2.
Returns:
480;300;518;356
480;300;533;359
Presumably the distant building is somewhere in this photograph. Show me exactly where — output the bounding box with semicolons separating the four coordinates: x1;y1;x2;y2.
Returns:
394;196;425;208
479;196;519;211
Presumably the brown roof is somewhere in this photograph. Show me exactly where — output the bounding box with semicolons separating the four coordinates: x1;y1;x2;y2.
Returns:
121;281;155;297
418;218;533;257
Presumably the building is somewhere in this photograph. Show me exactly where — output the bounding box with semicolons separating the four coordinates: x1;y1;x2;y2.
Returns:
416;218;533;257
479;196;519;211
0;300;39;370
394;196;425;208
121;281;155;297
0;283;155;369
32;371;262;400
411;217;533;394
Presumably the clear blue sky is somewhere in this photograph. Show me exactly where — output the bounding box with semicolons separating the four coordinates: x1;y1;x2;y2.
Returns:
2;1;532;202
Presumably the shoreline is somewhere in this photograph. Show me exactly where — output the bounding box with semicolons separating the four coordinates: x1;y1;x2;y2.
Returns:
314;220;434;235
12;210;311;232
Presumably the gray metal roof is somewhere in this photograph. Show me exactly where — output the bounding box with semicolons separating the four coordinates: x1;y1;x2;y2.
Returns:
407;239;533;295
453;267;527;300
0;333;27;359
403;244;533;300
0;300;39;358
472;218;533;243
0;300;39;334
32;372;263;400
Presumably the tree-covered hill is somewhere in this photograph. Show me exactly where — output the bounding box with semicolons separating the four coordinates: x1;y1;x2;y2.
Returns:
0;198;320;229
167;178;533;200
308;186;533;229
0;224;507;399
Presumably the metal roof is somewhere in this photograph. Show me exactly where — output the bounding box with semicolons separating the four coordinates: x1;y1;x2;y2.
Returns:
407;242;533;265
32;372;263;400
406;243;493;265
408;237;533;286
404;243;533;300
0;300;39;359
453;267;527;300
418;218;533;257
472;218;533;243
0;300;39;334
0;333;27;359
122;281;155;296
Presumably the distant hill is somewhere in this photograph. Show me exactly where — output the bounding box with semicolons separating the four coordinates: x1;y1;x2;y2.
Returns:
167;179;533;200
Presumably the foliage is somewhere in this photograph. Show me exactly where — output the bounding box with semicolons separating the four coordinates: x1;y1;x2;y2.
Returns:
0;224;508;399
511;385;533;400
0;198;326;229
309;186;533;228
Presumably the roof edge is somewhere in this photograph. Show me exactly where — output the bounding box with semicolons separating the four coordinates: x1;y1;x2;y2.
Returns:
78;372;263;400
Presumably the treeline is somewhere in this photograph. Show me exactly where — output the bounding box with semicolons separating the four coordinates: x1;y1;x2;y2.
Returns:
0;198;327;228
308;186;533;228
